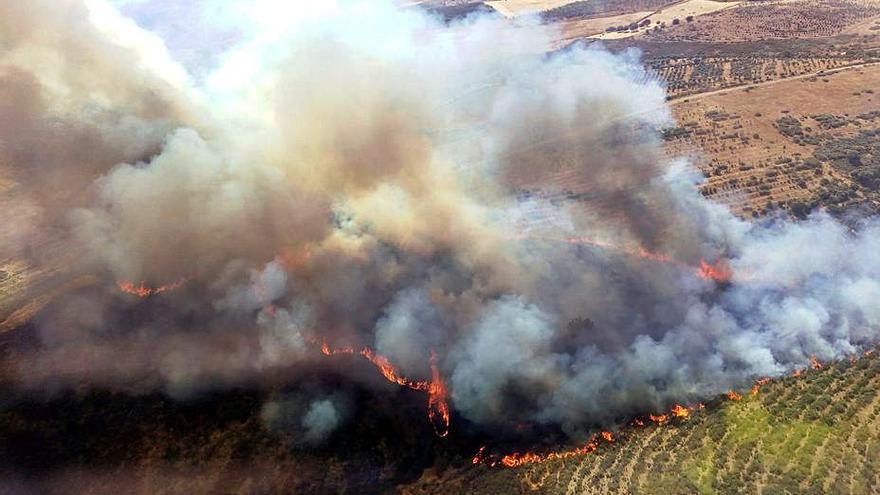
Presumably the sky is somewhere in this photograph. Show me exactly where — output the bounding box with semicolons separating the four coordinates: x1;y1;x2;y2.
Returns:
107;0;348;78
108;0;243;77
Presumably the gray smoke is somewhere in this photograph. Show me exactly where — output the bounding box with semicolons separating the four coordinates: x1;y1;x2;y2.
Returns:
3;0;880;437
302;399;343;445
262;394;348;446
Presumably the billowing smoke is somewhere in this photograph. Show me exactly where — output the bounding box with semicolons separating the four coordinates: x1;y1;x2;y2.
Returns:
4;0;879;438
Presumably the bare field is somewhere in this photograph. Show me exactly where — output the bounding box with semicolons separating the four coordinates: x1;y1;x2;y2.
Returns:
665;63;880;216
485;0;575;17
552;11;654;44
589;0;740;40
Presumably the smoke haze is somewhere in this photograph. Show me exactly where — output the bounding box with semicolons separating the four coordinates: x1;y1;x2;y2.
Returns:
3;0;880;439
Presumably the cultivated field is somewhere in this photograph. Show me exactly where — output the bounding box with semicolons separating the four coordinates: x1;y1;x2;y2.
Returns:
403;351;880;494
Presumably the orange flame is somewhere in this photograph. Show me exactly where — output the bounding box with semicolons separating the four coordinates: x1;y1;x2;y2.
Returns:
648;413;669;425
751;377;771;395
670;404;690;419
810;355;823;371
698;258;732;283
600;431;615;443
472;446;487;465
428;351;451;438
726;390;742;401
117;278;186;297
497;435;604;468
319;341;450;437
558;236;737;283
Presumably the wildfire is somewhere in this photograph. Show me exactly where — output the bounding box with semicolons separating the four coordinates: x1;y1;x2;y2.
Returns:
475;402;706;469
428;351;451;438
318;340;450;437
670;404;690;419
751;377;771;395
698;258;733;283
473;351;880;472
117;278;186;297
648;413;668;425
479;434;607;468
556;235;736;283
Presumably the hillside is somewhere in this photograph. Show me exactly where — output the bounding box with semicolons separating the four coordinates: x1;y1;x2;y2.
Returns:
404;352;880;494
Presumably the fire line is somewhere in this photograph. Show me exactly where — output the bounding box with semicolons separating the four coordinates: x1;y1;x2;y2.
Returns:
320;341;450;438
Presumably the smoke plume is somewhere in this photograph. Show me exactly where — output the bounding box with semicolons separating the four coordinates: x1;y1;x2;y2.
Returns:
3;0;880;438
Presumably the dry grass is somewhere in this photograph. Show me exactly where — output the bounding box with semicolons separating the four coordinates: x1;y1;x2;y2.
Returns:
485;0;577;17
666;63;880;216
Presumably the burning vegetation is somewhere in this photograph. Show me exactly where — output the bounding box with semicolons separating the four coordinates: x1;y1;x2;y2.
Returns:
470;352;853;471
319;341;450;437
117;279;186;297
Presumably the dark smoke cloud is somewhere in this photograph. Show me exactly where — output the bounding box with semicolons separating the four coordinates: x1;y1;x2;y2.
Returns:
3;0;880;439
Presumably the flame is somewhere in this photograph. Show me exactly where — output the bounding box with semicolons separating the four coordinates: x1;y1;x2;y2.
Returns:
726;390;742;401
117;278;186;297
428;350;451;438
319;340;450;437
472;446;487;465
698;258;733;283
551;235;738;283
810;355;823;370
497;435;604;468
475;402;706;468
648;413;669;425
670;404;690;419
792;368;803;377
751;377;771;395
